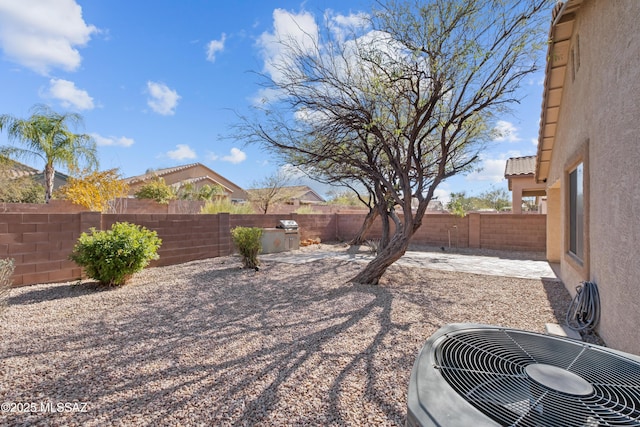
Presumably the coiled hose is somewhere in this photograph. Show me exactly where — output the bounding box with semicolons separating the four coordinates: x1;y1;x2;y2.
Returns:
566;281;600;332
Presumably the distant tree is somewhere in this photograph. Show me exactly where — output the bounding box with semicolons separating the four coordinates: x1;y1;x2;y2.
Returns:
240;0;549;284
0;104;98;203
175;182;224;201
522;196;538;212
134;176;176;204
447;192;473;217
478;187;511;211
57;168;129;212
327;190;365;207
248;170;295;214
447;187;511;214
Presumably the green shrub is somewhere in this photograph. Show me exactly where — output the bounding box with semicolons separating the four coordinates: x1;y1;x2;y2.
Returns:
294;205;317;214
70;222;162;286
200;199;255;214
134;177;176;204
231;227;262;269
0;258;15;310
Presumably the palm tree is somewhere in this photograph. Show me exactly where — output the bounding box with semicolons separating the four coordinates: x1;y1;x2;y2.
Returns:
0;104;98;202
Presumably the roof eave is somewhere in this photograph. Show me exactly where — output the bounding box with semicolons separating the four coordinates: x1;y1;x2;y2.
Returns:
535;0;582;184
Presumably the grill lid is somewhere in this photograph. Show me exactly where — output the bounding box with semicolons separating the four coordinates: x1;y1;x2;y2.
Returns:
276;220;298;229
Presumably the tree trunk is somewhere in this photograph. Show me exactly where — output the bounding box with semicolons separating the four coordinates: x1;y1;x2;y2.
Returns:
348;208;378;246
350;230;412;285
378;204;391;249
44;164;55;203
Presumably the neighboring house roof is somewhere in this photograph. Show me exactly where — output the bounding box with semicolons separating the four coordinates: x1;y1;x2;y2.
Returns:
124;163;201;185
123;162;248;200
287;185;325;202
168;176;234;194
504;155;546;198
247;185;326;204
0;158;38;179
0;158;69;188
281;185;325;203
536;0;584;183
504;156;536;178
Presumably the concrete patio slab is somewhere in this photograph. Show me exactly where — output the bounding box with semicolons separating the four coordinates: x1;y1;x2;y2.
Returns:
260;248;558;280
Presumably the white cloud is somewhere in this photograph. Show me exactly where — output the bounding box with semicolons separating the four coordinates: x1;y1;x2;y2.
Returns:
466;158;508;183
328;11;370;41
250;87;285;106
47;78;94;110
433;187;451;207
208;147;246;164
331;12;369;29
257;9;319;81
206;33;226;63
255;7;407;111
146;81;180;115
0;0;97;74
167;144;196;160
223;148;246;163
91;133;134;147
531;137;538;146
492;120;521;142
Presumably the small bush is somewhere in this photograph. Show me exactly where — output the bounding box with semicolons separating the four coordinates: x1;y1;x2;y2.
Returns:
70;222;162;286
231;227;262;269
0;258;15;310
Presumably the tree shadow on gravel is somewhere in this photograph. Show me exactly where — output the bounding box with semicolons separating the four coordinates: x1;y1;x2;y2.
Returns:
6;280;110;305
1;259;416;426
1;257;574;426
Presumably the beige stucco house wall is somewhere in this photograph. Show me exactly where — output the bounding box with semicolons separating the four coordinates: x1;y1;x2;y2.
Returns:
536;0;640;354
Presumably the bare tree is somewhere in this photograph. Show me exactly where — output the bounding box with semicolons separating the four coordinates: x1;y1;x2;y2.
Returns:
240;0;550;284
248;169;295;214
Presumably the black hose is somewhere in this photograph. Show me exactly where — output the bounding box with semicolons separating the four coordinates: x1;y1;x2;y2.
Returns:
566;281;600;332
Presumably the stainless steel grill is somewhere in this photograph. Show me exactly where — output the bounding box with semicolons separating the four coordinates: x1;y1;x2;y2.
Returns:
276;220;298;230
261;220;300;253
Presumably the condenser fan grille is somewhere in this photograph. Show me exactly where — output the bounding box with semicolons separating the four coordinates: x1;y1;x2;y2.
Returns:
434;329;640;426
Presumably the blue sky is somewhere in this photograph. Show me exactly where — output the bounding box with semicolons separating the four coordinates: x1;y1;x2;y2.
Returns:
0;0;547;203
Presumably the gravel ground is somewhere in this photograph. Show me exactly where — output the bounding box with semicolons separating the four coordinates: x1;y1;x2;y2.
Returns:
0;244;572;426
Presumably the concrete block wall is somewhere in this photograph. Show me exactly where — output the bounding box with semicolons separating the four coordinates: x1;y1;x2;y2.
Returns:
0;212;99;286
102;213;231;267
2;211;546;286
411;215;469;248
229;214;336;242
336;213;544;251
479;214;546;251
0;200;87;213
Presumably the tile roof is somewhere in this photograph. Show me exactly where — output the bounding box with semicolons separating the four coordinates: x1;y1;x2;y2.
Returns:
0;158;38;179
247;185;326;202
504;156;537;177
123;163;200;184
169;176;233;193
